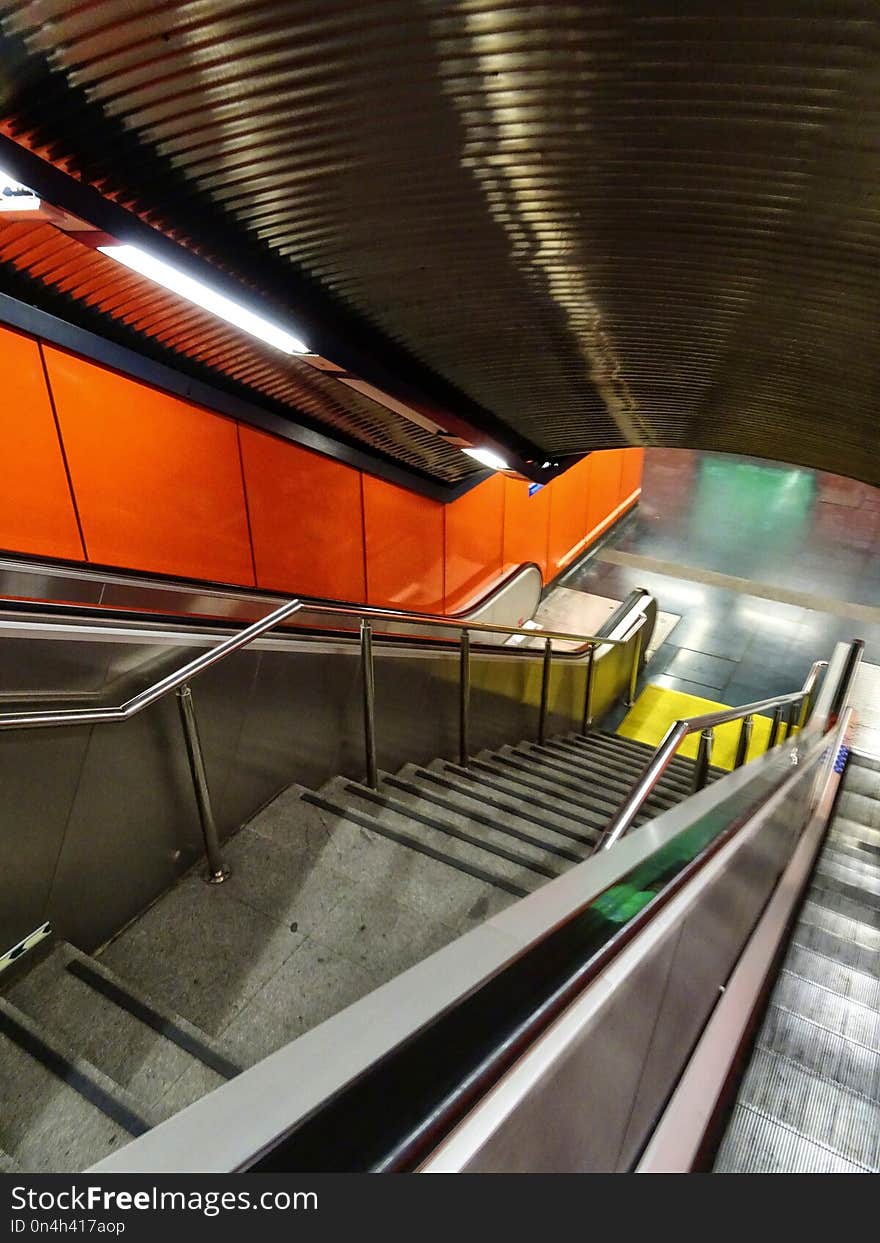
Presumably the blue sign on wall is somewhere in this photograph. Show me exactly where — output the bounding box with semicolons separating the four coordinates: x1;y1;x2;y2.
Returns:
528;482;545;498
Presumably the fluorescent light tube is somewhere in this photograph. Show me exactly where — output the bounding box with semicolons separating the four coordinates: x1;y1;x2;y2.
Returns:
462;446;510;471
98;243;309;354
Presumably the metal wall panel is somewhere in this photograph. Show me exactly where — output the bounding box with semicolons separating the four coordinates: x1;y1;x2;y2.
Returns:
45;699;204;950
0;727;89;951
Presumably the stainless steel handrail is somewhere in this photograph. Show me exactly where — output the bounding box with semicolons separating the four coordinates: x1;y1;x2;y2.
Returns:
0;597;305;731
598;658;830;852
0;599;646;732
298;600;637;653
0;597;304;881
0;589;653;880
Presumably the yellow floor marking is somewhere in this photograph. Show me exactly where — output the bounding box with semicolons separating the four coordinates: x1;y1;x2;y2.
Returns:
617;684;775;771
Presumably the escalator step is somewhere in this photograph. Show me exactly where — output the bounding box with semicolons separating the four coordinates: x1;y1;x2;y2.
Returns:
715;1103;867;1174
718;1047;879;1170
757;1004;880;1102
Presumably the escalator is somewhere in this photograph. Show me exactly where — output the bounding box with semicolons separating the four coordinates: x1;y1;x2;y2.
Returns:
713;749;880;1174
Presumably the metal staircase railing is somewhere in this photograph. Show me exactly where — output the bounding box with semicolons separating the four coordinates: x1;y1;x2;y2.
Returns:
0;594;648;881
597;654;836;852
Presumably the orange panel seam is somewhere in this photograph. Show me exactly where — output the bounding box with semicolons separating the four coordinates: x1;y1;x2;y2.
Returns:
235;424;259;588
37;340;89;562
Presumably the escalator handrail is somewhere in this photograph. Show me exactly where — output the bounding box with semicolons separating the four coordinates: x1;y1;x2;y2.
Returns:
599;652;845;852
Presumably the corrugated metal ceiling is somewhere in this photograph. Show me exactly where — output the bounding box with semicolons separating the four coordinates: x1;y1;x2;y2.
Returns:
0;218;483;482
1;2;879;484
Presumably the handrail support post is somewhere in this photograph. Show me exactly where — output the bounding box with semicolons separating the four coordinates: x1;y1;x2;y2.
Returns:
768;704;784;750
693;727;714;793
581;642;596;734
734;715;753;769
625;623;643;707
538;637;552;744
177;684;230;884
361;619;378;789
459;628;471;768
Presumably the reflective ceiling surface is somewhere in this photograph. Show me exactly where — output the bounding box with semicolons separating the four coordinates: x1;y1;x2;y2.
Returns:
0;2;878;484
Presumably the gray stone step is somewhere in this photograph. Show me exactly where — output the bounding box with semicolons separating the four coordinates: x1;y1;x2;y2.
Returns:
562;731;702;780
488;747;679;820
467;753;660;833
511;742;687;806
576;731;726;781
408;763;593;856
264;784;514;932
6;944;238;1120
99;809;483;1070
385;765;581;874
466;754;614;828
430;760;601;844
0;998;152;1173
544;737;697;797
572;731;706;776
326;776;544;894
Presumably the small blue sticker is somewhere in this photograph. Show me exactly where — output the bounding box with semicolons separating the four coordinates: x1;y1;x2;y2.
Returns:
528;482;544;497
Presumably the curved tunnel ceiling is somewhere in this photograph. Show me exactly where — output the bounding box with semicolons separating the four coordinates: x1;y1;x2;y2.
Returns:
0;2;878;486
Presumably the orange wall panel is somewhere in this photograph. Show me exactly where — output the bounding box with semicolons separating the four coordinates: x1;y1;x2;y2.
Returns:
619;446;644;502
502;476;550;579
44;348;254;585
363;475;444;611
547;456;592;577
0;326;84;562
240;427;366;602
586;449;624;536
444;473;505;614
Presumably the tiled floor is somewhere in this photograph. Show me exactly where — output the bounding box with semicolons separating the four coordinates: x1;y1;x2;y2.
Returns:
561;449;880;715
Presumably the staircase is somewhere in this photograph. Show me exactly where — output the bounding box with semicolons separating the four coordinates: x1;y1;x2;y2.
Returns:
714;749;880;1173
0;728;720;1172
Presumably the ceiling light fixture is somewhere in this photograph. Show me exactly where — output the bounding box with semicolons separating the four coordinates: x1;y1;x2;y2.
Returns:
462;446;510;471
98;243;309;354
0;167;40;211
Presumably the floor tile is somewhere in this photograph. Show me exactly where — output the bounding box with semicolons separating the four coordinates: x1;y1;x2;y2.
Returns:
664;648;739;691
